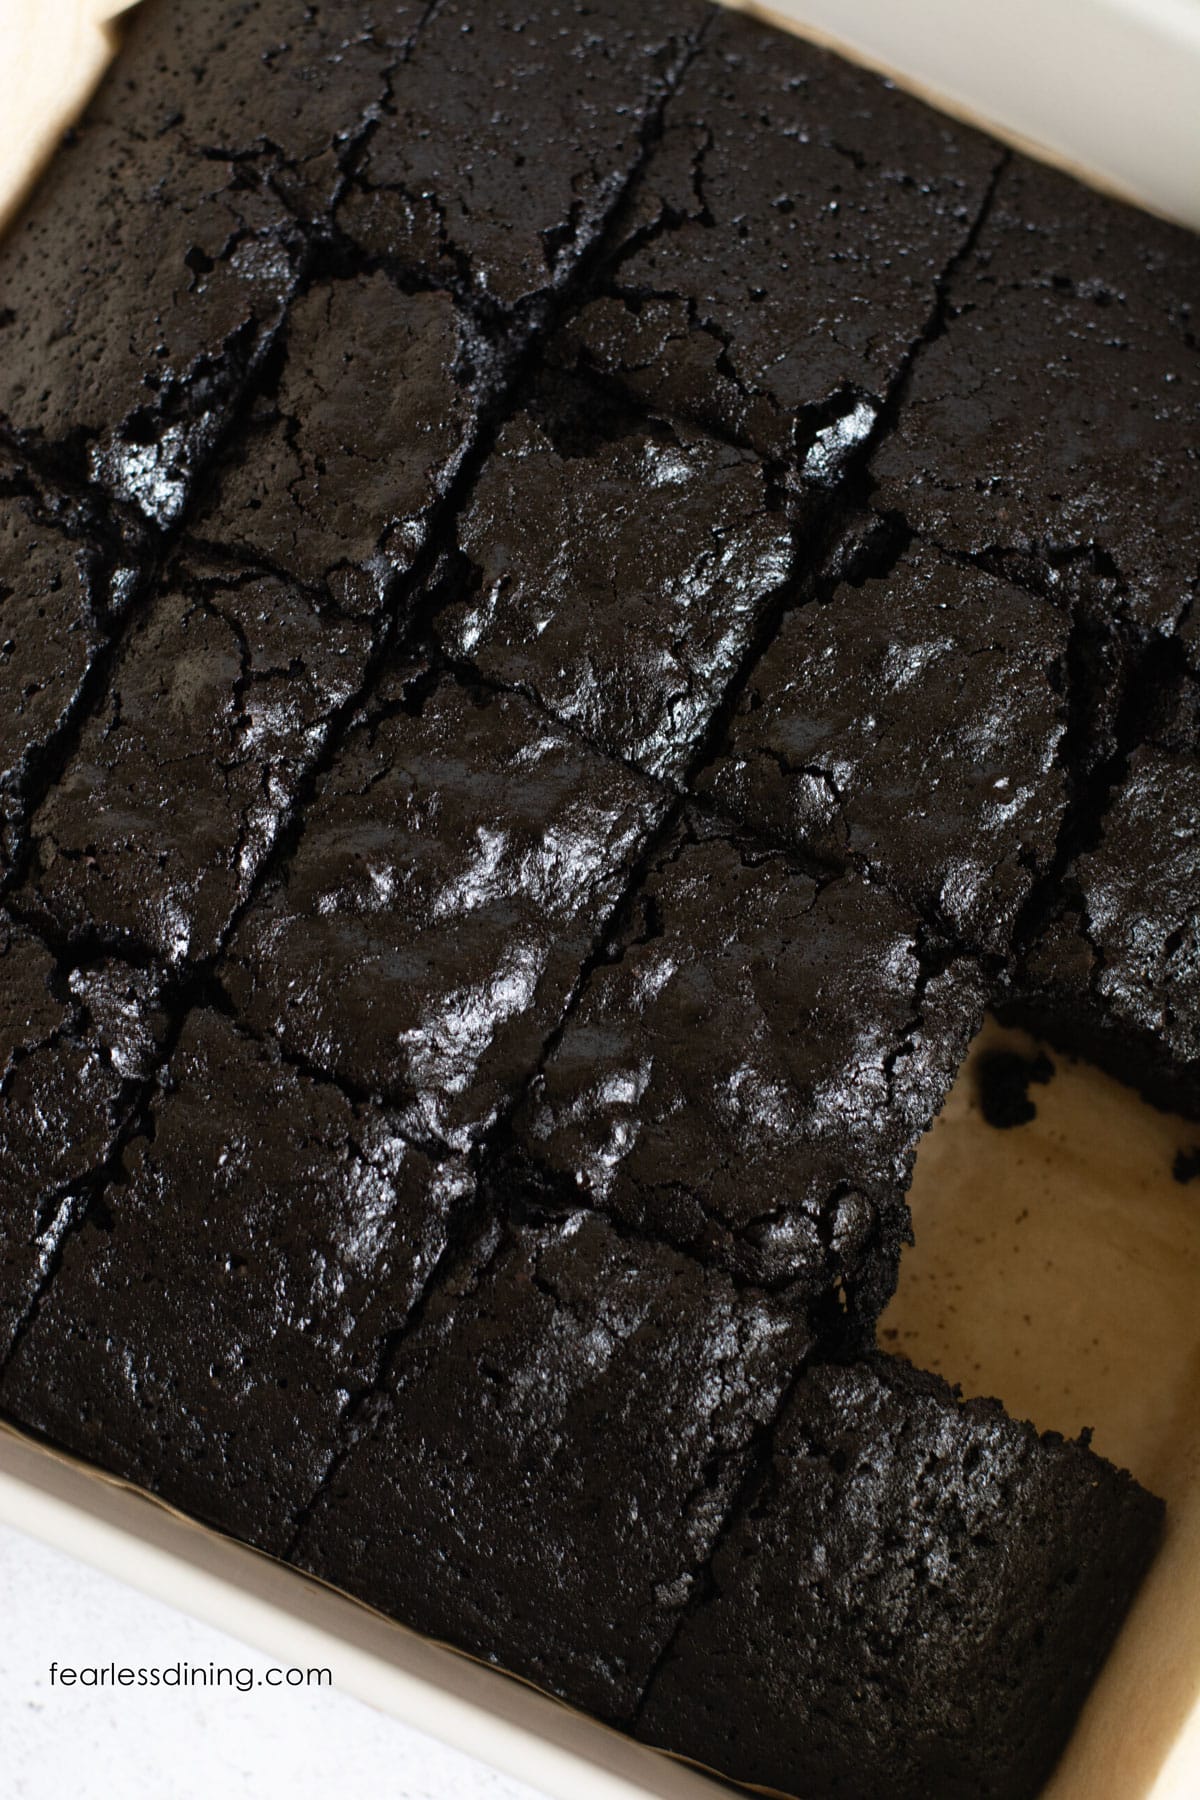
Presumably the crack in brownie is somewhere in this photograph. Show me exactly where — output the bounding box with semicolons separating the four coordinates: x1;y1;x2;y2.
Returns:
0;3;1191;1797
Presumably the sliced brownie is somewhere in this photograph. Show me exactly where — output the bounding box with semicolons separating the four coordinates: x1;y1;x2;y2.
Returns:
637;1354;1162;1800
335;0;704;314
697;543;1072;953
0;1;418;522
871;156;1200;642
0;1005;470;1551
292;1206;810;1723
19;275;483;966
223;669;668;1150
511;812;986;1325
561;6;1000;464
432;367;795;782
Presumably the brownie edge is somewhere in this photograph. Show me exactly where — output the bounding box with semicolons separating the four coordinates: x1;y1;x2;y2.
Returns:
636;1356;1163;1800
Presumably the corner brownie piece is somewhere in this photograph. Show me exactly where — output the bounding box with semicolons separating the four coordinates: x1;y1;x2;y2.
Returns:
697;544;1071;952
224;669;668;1149
871;156;1200;640
20;274;483;966
561;6;1000;464
433;368;794;781
0;1007;471;1551
0;912;163;1359
292;1207;810;1724
0;1;415;522
1008;688;1200;1117
637;1356;1162;1800
512;813;986;1324
336;0;703;313
0;454;146;874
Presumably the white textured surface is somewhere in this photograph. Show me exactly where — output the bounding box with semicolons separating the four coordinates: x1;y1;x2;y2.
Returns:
0;1522;545;1800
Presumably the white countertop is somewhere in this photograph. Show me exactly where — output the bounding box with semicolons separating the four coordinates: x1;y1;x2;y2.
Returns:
0;1522;546;1800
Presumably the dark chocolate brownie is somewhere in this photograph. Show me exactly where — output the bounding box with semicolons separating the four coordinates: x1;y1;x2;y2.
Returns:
20;274;483;966
0;6;1182;1793
696;543;1072;952
0;1006;470;1551
637;1355;1163;1800
0;911;164;1360
559;6;1001;464
223;669;668;1149
291;1206;811;1724
511;813;986;1320
335;0;703;313
432;371;795;781
871;156;1200;640
1007;696;1200;1118
0;453;147;875
0;0;421;522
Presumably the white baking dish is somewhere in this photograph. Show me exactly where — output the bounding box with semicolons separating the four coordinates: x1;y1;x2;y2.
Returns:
1;5;1199;1797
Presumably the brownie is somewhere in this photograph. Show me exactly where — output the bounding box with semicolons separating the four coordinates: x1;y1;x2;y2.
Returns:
637;1355;1163;1800
433;370;795;781
697;544;1072;952
0;1006;471;1551
223;669;668;1149
871;156;1200;640
336;0;702;314
20;274;483;966
0;453;147;875
559;7;1001;464
1007;701;1200;1118
0;1;422;522
187;273;483;589
292;1206;811;1723
511;813;986;1322
0;912;164;1360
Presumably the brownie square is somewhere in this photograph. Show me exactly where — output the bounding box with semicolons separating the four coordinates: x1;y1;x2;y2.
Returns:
334;0;703;313
224;669;668;1149
433;369;794;781
512;813;986;1322
697;544;1072;952
187;273;482;590
561;6;1000;463
871;156;1200;640
0;455;147;875
292;1207;811;1724
0;0;418;523
0;1006;470;1552
0;913;164;1359
637;1356;1162;1800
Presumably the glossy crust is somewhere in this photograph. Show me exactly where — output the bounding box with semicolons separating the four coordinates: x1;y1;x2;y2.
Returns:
293;1207;811;1724
435;372;794;780
224;669;667;1148
697;544;1071;952
0;1006;470;1551
637;1356;1163;1800
513;813;986;1317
